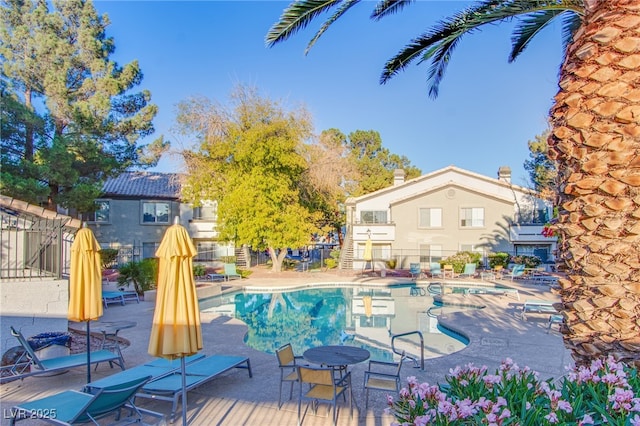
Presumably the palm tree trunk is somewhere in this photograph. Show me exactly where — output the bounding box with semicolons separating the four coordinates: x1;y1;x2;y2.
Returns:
549;0;640;365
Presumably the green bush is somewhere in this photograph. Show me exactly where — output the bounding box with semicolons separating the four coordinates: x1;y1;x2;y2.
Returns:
237;268;252;278
117;258;158;295
325;258;338;269
488;252;510;269
442;251;482;273
221;256;236;264
99;248;119;269
511;255;542;268
193;264;206;278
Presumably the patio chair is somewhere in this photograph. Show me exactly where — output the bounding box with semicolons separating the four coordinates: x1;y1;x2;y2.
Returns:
2;326;124;382
223;263;241;281
9;375;164;425
505;264;526;281
458;263;477;278
429;263;442;278
297;365;352;426
363;351;405;408
409;263;422;280
276;343;304;409
443;264;455;278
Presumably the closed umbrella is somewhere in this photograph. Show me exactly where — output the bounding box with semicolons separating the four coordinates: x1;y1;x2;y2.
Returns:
363;238;373;272
148;218;202;426
68;225;103;384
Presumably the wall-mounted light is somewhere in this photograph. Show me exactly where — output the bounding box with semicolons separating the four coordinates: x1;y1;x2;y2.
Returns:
366;228;371;238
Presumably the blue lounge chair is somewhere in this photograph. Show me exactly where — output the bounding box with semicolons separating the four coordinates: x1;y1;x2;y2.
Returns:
223;263;241;281
8;375;163;425
102;290;139;308
2;327;124;383
506;264;526;281
409;263;422;280
458;263;477;278
429;262;442;278
134;355;253;422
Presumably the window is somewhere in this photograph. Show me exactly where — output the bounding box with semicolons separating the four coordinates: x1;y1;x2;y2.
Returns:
142;202;170;224
82;200;110;223
420;244;442;263
193;204;217;220
460;207;484;228
360;210;387;224
419;208;442;228
460;244;483;255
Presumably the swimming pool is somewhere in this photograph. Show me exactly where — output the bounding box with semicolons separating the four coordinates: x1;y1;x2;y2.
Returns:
199;283;476;362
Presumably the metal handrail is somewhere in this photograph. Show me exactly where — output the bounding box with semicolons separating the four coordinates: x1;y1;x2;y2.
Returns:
391;330;424;370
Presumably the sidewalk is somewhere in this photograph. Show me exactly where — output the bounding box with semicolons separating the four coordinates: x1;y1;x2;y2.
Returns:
0;270;572;425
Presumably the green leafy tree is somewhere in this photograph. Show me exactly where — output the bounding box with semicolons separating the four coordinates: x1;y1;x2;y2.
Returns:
267;1;640;366
0;0;168;212
524;129;557;201
346;129;421;196
177;86;319;272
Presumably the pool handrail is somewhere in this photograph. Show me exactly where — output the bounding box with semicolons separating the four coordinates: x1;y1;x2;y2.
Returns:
390;330;424;371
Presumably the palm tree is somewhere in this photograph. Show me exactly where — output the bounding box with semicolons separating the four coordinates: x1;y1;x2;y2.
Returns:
267;0;640;367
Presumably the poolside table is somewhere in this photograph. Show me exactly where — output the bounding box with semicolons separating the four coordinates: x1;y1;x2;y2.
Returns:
303;345;370;370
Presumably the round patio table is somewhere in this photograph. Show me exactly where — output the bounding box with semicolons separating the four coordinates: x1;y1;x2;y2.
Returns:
303;345;370;369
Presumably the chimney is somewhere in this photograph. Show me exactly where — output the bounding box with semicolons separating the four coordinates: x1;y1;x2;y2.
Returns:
393;169;405;186
497;166;511;183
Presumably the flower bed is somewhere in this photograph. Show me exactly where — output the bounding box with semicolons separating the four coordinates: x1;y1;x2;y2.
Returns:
387;356;640;425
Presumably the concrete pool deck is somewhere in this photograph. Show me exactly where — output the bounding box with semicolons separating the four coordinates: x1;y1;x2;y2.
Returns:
0;269;573;425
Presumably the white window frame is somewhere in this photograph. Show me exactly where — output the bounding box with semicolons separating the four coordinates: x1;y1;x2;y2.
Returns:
420;244;442;263
360;210;388;224
419;208;442;228
460;207;484;228
142;201;170;224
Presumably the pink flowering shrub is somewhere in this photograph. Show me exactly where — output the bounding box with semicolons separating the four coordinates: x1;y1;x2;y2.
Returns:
386;356;640;425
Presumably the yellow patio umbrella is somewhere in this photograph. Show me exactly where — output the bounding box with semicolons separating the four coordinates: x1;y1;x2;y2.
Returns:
148;218;202;426
68;224;103;384
363;238;373;272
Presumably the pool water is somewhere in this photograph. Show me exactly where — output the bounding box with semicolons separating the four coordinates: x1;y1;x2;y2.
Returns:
199;283;475;362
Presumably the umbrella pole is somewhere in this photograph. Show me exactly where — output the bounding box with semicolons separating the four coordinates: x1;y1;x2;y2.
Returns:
86;320;91;383
181;356;187;425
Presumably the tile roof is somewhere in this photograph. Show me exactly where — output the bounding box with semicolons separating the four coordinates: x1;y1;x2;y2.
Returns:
102;172;181;199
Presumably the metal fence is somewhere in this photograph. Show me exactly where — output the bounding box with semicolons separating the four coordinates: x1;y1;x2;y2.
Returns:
0;206;76;280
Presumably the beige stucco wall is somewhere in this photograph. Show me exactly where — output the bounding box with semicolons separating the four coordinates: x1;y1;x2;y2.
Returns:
0;279;69;357
391;184;515;266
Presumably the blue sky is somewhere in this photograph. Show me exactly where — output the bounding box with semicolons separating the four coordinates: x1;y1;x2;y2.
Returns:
94;0;566;186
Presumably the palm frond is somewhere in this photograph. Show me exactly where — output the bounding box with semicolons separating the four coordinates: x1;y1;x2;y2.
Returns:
305;0;361;54
561;12;582;51
371;0;414;21
510;10;564;62
266;0;343;47
381;0;585;98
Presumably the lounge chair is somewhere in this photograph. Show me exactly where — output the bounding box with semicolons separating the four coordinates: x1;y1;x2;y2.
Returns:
102;290;139;308
521;300;559;320
409;263;422;280
1;327;124;383
9;375;163;425
429;262;442;278
134;354;253;422
86;353;206;390
458;263;477;278
223;263;241;281
505;264;526;281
